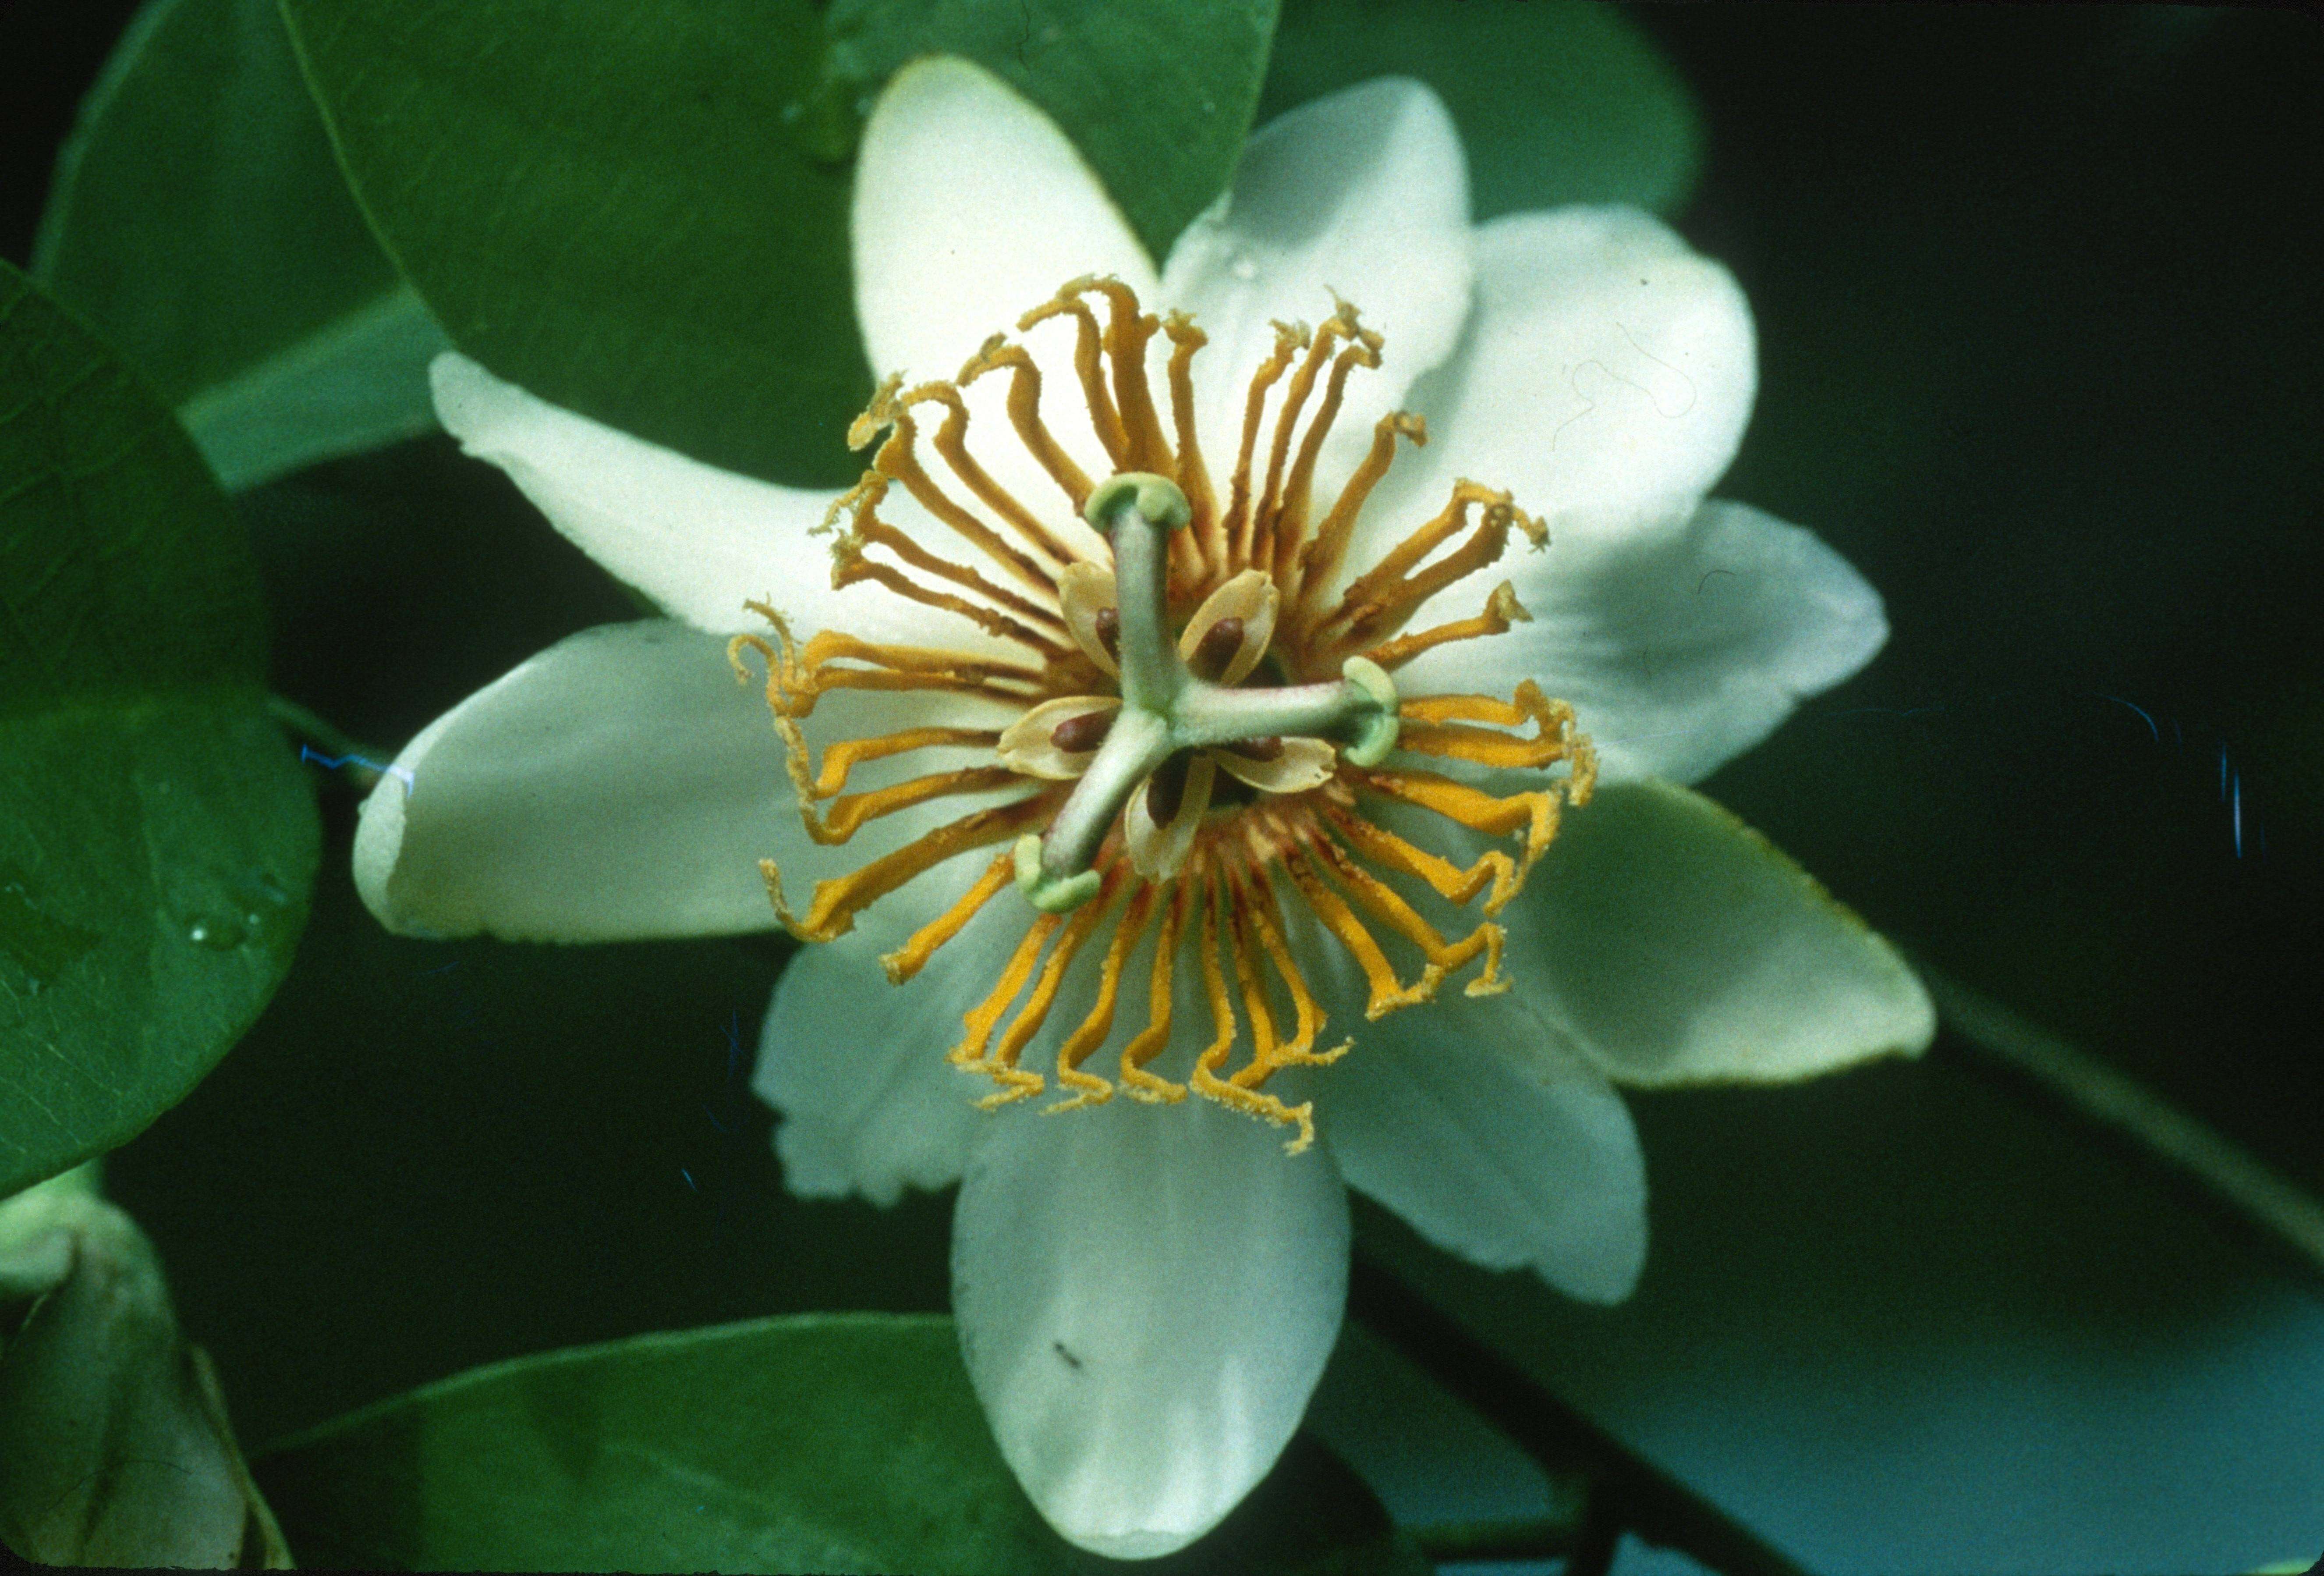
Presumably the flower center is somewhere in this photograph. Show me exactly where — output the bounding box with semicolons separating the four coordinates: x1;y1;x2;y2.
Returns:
731;277;1597;1152
1008;470;1401;915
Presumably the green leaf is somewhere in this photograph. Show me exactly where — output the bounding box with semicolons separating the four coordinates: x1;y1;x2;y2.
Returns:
252;1313;1424;1574
31;0;448;492
277;0;1280;487
1261;0;1702;219
0;262;318;1198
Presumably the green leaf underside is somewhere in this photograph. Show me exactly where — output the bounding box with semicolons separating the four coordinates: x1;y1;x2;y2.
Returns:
254;1313;1424;1575
0;264;317;1196
278;0;1280;488
1262;0;1701;219
31;0;446;492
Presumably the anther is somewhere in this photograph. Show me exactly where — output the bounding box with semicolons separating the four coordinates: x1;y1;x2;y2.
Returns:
1050;709;1115;754
1188;617;1246;682
1145;751;1194;825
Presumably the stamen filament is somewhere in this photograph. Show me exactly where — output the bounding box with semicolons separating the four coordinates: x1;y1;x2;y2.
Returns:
801;765;1024;846
881;849;1019;983
1047;882;1158;1113
957;335;1095;511
1360;581;1530;672
909;382;1083;568
1161;312;1222;584
1019;291;1130;469
1119;882;1190;1103
1284;845;1435;1017
806;726;1001;800
987;869;1123;1105
1289;411;1425;623
1310;833;1508;999
763;797;1046;943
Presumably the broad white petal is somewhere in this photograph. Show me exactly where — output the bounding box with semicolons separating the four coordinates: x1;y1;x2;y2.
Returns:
1506;779;1936;1088
953;1097;1348;1557
1314;966;1647;1303
431;354;870;640
1396;499;1889;785
854;57;1157;383
755;875;1028;1205
1163;78;1472;483
854;57;1157;565
352;621;808;941
1359;206;1755;582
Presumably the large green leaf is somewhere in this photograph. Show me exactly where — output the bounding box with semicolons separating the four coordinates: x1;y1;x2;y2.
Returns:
278;0;1280;487
0;263;318;1198
31;0;448;493
1262;0;1702;219
254;1313;1424;1575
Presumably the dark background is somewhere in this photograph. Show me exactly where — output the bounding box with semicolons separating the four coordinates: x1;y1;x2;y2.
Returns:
4;2;2321;1561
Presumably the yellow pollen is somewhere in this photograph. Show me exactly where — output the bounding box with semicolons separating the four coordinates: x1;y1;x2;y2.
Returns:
744;277;1594;1154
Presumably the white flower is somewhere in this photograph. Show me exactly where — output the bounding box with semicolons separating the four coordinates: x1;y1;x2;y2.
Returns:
352;59;1935;1558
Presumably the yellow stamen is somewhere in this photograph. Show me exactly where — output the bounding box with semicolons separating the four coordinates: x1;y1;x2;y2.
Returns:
1231;872;1351;1078
1249;310;1346;579
1289;410;1425;621
1119;882;1191;1104
1321;800;1525;919
1316;481;1545;657
1047;882;1159;1113
1269;306;1383;591
1356;765;1591;911
763;798;1046;943
1222;321;1307;572
829;475;1069;642
1360;580;1530;672
799;765;1024;847
1187;884;1319;1153
804;726;1001;800
864;407;1057;596
1161;312;1221;585
1282;844;1435;1018
1310;833;1508;1000
949;909;1060;1106
1018;288;1130;469
957;334;1095;512
880;849;1019;983
907;380;1084;568
1081;276;1173;476
984;869;1123;1107
1396;681;1586;773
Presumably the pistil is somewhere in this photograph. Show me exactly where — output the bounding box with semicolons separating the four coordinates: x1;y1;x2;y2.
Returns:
1011;472;1401;912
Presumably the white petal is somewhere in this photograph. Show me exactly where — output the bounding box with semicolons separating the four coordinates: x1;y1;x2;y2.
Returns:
952;1096;1349;1557
1312;964;1647;1303
432;354;863;640
1163;78;1472;481
1506;778;1936;1088
854;58;1155;568
754;870;1025;1205
1361;206;1755;579
352;621;800;941
1396;499;1889;785
854;57;1157;385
